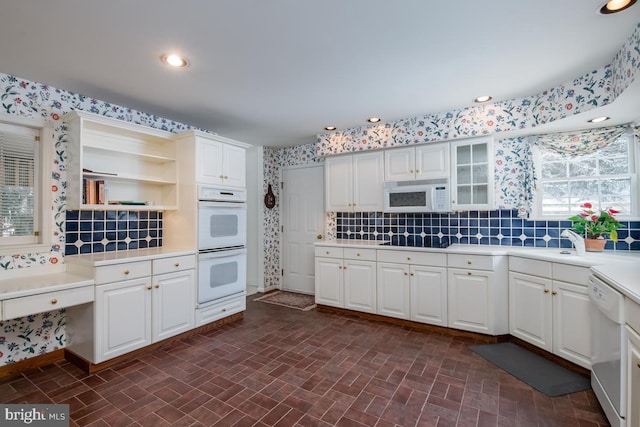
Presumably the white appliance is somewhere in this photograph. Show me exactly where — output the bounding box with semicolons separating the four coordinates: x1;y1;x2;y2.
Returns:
589;273;627;427
198;185;247;306
383;179;450;213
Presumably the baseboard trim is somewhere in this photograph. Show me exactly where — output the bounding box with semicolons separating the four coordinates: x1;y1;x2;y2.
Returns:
0;349;65;379
65;312;244;375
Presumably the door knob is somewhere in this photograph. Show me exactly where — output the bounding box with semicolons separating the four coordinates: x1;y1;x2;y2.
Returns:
317;234;323;240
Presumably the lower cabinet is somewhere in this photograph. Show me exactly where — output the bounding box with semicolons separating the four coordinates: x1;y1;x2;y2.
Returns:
376;262;410;319
448;268;494;334
344;258;377;313
67;254;196;364
508;257;591;369
627;325;640;427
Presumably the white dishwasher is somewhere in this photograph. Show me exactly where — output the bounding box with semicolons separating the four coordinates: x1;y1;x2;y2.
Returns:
589;272;627;427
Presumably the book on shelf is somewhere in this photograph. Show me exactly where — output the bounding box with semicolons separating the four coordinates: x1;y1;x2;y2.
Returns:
82;178;105;205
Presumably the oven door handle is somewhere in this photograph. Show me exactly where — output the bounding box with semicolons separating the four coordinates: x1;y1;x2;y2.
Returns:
199;201;247;208
198;248;247;259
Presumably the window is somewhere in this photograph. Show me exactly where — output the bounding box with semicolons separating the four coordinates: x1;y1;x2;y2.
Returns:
533;131;637;218
0;117;51;253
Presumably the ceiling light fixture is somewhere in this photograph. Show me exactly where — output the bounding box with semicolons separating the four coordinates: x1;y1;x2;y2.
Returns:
324;126;337;131
474;95;493;103
367;117;381;123
161;54;189;68
588;116;610;123
599;0;637;14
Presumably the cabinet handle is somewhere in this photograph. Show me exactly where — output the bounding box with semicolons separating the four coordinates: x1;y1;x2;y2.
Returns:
404;272;408;276
224;176;228;179
222;308;227;312
452;200;456;204
348;203;352;206
356;253;360;256
326;251;330;255
219;175;224;179
637;361;640;369
352;203;356;206
407;257;411;261
174;262;180;267
410;170;414;173
416;170;420;174
467;260;472;265
552;291;557;296
410;273;414;276
544;289;550;293
155;284;160;289
146;285;152;290
339;266;343;269
123;270;130;275
467;272;472;276
50;298;58;305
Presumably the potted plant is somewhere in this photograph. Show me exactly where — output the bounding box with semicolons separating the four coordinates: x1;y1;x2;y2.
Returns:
568;202;623;251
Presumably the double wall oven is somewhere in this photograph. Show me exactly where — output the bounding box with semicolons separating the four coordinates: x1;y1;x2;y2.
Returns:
197;186;247;307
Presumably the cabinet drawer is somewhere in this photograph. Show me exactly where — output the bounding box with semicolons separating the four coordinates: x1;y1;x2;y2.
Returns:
196;295;246;326
3;286;94;320
448;254;494;270
315;247;344;259
377;250;446;266
627;298;640;335
343;248;376;261
153;254;196;275
509;256;551;278
553;263;590;286
95;261;151;285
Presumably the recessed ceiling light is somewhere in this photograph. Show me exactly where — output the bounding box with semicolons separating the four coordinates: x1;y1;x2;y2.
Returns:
367;117;381;123
161;54;189;68
324;126;337;131
588;116;610;123
599;0;637;14
474;95;493;103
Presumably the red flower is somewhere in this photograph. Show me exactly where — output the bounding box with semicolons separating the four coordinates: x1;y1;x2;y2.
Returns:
580;213;589;217
582;202;592;209
566;103;573;110
591;215;599;221
609;208;620;214
50;258;58;265
51;185;58;192
51;113;60;121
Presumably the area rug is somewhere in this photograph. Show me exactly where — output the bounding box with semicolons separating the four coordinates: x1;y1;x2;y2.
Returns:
470;342;591;397
254;291;316;311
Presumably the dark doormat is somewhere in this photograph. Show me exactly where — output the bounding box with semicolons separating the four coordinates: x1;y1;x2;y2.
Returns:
470;342;591;397
253;291;316;311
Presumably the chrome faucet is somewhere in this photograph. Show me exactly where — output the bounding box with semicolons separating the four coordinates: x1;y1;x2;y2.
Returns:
561;229;586;256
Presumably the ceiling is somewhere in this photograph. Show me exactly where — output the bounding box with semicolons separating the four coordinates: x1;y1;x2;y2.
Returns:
1;1;639;147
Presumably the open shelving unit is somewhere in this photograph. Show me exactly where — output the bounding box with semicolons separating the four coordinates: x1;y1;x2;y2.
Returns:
64;110;178;210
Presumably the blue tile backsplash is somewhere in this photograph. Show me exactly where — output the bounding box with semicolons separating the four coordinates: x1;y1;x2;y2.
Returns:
65;210;163;255
336;210;640;251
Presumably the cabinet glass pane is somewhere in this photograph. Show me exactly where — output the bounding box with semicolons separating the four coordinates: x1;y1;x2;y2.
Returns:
473;185;488;204
457;165;471;184
457;145;471;164
472;143;487;163
458;186;472;204
472;164;488;184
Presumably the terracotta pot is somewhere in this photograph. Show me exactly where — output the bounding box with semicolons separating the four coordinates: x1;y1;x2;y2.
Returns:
584;238;607;252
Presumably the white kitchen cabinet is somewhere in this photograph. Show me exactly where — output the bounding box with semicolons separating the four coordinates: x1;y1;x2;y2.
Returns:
325;151;384;212
508;257;591;369
450;137;493;210
64;110;178;210
384;143;450;181
187;131;247;187
66;253;196;365
410;265;447;326
447;253;508;335
377;262;411;319
627;325;640;427
315;247;376;313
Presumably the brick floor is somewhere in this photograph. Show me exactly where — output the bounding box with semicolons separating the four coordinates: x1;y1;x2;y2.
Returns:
0;296;609;426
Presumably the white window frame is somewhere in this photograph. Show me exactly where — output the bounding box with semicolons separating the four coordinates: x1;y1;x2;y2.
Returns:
531;131;639;221
0;112;53;255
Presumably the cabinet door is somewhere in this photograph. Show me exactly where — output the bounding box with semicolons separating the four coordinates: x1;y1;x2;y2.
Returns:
552;280;591;369
384;147;415;181
410;265;447;326
627;326;640;427
352;151;384;212
508;272;553;352
152;269;196;342
415;143;449;180
95;278;152;363
315;258;344;307
451;137;493;210
325;156;353;212
222;144;246;188
376;263;410;319
344;260;377;314
448;268;493;334
196;137;224;185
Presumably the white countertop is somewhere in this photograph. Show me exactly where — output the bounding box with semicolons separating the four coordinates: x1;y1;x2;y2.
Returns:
65;247;196;267
0;272;94;300
592;263;640;305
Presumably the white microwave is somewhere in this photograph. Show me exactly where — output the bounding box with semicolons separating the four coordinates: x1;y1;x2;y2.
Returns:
383;179;451;213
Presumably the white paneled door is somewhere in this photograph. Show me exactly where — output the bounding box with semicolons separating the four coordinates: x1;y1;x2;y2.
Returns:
282;165;324;294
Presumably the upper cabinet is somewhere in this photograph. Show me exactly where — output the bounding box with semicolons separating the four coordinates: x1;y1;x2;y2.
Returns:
450;137;494;210
384;143;449;181
64;111;178;210
326;151;384;212
177;131;248;188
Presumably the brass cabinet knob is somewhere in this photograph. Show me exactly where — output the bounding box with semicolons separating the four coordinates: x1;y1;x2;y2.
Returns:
404;272;408;276
410;170;414;173
552;291;558;296
146;285;152;290
410;273;414;276
343;266;347;270
317;234;323;240
219;175;224;179
356;253;360;256
637;361;640;369
467;272;472;275
50;298;58;305
544;289;550;293
416;170;420;174
174;262;180;267
467;260;472;265
339;266;343;269
224;176;228;179
123;270;130;275
155;284;160;289
407;257;411;261
326;251;330;255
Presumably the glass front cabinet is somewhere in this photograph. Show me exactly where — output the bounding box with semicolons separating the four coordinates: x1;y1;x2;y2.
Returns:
450;137;494;211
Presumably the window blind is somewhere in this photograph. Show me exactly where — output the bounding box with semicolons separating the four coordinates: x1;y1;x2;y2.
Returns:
0;122;40;241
